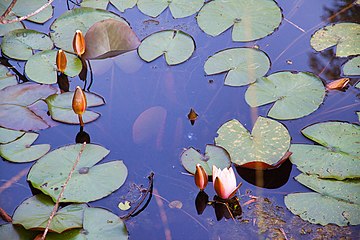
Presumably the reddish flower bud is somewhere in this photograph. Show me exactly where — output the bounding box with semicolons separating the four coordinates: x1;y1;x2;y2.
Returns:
194;164;208;191
56;49;67;73
73;30;86;56
72;86;87;126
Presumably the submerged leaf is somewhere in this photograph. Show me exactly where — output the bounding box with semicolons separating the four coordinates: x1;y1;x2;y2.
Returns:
46;91;104;125
245;71;325;120
12;194;86;233
197;0;282;42
181;144;231;175
290;122;360;180
50;7;127;52
83;19;140;59
1;29;53;60
0;132;50;163
326;78;349;90
343;56;360;76
137;0;204;18
25;50;82;84
204;47;270;86
285;192;360;226
138;30;195;65
310;23;360;57
215;117;290;168
28;144;128;202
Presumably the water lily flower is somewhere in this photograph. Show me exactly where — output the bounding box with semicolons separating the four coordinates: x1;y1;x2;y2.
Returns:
212;165;242;200
72;86;87;127
73;30;86;56
56;49;67;73
194;164;208;191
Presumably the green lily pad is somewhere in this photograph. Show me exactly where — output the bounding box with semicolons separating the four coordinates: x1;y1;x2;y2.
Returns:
285;192;360;226
46;91;105;125
25;50;82;84
0;83;58;131
343;56;360;76
0;64;17;90
138;30;195;65
215;116;290;167
46;207;128;240
137;0;204;18
197;0;282;42
1;29;53;61
28;144;128;203
245;71;325;120
0;0;53;24
0;132;50;163
50;7;127;53
295;173;360;205
181;144;231;175
0;18;24;37
204;47;270;86
0;224;38;240
13;194;86;233
310;23;360;57
290;122;360;180
83;19;140;60
81;0;137;12
0;127;24;144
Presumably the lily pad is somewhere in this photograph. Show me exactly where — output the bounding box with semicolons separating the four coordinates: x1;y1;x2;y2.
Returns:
0;19;24;37
343;56;360;76
0;0;53;24
50;7;127;52
290;122;360;180
137;0;204;18
204;47;270;86
285;192;360;226
83;19;140;60
0;64;17;90
245;71;325;120
0;83;58;131
46;91;105;124
197;0;282;42
138;30;195;65
12;194;86;233
46;207;128;240
1;29;53;61
0;224;38;240
295;174;360;205
310;22;360;57
25;50;82;84
28;144;128;202
81;0;137;12
0;132;50;163
0;127;24;144
215;117;290;167
181;144;231;175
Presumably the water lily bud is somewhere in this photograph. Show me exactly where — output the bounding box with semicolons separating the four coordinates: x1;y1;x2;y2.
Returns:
72;86;87;127
73;30;86;56
56;49;67;73
194;164;208;191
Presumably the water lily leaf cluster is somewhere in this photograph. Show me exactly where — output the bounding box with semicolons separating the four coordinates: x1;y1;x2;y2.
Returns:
0;130;50;163
197;0;282;42
215;116;291;169
2;194;128;239
28;144;128;202
0;83;57;131
310;23;360;57
181;144;231;175
46;91;105;125
204;47;270;86
285;122;360;226
245;71;326;120
138;30;195;65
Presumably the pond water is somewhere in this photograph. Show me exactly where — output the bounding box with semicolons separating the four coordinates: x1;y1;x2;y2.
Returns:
0;0;359;239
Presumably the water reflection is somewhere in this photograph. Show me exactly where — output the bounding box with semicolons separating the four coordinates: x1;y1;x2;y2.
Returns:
236;159;293;189
75;126;91;144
